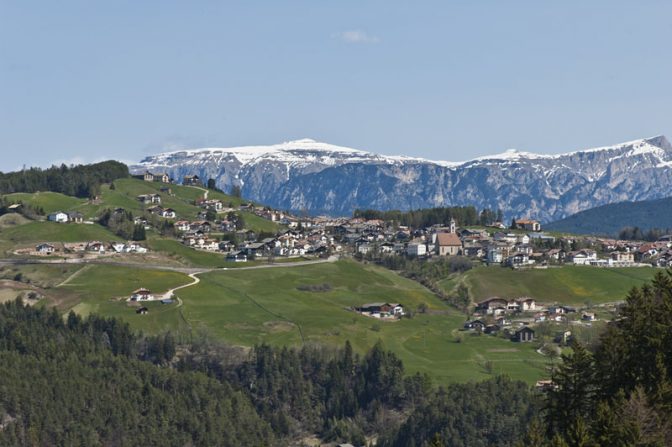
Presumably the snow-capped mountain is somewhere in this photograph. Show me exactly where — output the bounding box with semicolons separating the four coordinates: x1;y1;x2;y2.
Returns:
132;135;672;222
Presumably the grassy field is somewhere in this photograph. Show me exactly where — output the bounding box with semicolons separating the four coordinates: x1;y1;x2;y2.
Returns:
3;192;86;214
174;260;548;384
59;265;192;334
239;211;282;234
0;221;121;244
145;238;230;268
39;259;549;384
446;265;657;305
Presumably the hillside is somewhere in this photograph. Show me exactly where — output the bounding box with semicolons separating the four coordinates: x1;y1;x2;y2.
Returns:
0;178;285;270
133;135;672;221
48;260;548;384
444;265;657;306
545;196;672;236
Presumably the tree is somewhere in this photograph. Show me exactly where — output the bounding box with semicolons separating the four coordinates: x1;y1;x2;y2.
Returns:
207;178;217;190
231;185;242;198
546;341;597;437
235;213;246;230
132;224;146;241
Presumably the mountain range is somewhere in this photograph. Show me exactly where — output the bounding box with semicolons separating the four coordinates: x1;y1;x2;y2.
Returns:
132;135;672;222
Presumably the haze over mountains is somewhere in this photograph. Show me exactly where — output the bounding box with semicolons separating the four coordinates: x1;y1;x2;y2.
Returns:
133;135;672;222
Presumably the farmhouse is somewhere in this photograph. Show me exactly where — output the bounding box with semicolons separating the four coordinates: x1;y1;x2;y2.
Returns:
130;288;154;301
159;208;177;219
357;302;404;318
47;211;69;223
137;194;162;205
513;327;535;342
67;211;84;223
35;243;56;254
153;173;170;183
182;175;202;186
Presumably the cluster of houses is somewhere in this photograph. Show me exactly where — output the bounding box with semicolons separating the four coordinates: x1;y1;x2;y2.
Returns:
463;295;600;343
33;240;148;256
341;216;672;268
135;171;206;187
181;228;341;262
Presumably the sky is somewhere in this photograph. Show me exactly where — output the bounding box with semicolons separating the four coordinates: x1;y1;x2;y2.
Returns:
1;0;671;170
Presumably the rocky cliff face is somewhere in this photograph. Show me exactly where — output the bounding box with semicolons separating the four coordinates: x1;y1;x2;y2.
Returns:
132;136;672;222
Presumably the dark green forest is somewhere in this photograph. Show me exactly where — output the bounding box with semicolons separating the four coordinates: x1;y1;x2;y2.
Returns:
353;207;502;228
0;161;129;198
0;300;537;447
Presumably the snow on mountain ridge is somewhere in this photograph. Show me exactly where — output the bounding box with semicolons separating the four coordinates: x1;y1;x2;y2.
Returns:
138;135;671;169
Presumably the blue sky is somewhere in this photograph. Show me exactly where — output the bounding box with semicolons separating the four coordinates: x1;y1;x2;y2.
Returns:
1;1;671;170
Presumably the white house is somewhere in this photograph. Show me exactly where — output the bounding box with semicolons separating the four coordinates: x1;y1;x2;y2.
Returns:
159;208;177;219
47;211;69;223
406;240;427;257
487;247;504;264
36;243;55;254
568;250;598;265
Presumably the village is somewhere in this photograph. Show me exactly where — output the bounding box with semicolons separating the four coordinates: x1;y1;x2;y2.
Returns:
20;170;672;270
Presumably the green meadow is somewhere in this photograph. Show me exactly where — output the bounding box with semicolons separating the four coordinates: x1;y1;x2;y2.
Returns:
174;260;548;384
3;191;86;214
59;265;192;334
451;265;657;305
0;221;121;244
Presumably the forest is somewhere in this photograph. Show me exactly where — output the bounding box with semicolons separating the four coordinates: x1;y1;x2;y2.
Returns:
0;299;536;446
353;207;502;228
0;160;129;198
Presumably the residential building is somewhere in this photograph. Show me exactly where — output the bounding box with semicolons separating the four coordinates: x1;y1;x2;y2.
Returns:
47;211;69;223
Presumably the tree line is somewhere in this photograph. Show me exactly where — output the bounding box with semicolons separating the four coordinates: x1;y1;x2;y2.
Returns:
0;160;129;198
353;206;502;228
618;226;672;242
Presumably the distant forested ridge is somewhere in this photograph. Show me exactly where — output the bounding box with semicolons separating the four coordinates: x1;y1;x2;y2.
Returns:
354;206;502;228
0;300;538;446
0;160;129;198
545;196;672;237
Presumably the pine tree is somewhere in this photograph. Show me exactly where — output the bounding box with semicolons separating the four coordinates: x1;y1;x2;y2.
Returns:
546;341;597;436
